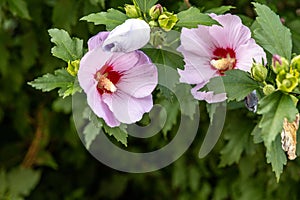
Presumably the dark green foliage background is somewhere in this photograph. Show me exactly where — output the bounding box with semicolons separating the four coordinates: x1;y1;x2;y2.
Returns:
1;0;300;199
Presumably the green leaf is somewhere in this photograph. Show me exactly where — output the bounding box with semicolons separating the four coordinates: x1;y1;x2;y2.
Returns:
0;169;7;196
133;0;158;13
266;135;287;182
103;124;128;147
52;0;79;32
80;8;128;31
48;28;83;62
205;6;235;14
7;167;41;198
219;111;255;167
159;99;180;138
83;121;101;149
253;3;292;60
207;69;260;101
7;0;31;19
36;151;58;170
257;91;298;146
251;124;263;144
28;68;79;98
176;7;219;28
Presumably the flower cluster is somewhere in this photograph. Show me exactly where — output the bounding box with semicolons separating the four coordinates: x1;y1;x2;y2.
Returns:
272;55;300;93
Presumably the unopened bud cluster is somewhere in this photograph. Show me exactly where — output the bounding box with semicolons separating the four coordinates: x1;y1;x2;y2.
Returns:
272;55;300;93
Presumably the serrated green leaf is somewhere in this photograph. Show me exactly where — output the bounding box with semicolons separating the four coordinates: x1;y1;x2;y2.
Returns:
206;103;218;123
28;68;79;98
176;7;219;28
103;124;128;147
253;3;292;60
207;69;260;101
266;135;287;182
251;124;263;144
133;0;158;13
48;28;83;62
205;6;235;14
7;0;31;19
7;167;41;197
257;91;298;146
83;121;101;149
80;8;128;31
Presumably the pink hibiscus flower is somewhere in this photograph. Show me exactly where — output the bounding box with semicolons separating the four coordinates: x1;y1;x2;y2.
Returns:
177;14;266;103
78;32;158;127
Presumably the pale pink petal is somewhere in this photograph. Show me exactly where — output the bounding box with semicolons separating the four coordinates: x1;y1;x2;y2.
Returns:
102;19;150;53
192;87;227;103
178;27;215;57
209;14;251;49
86;86;120;127
235;39;266;72
88;31;110;51
78;46;112;92
116;57;158;98
102;91;153;124
107;51;140;72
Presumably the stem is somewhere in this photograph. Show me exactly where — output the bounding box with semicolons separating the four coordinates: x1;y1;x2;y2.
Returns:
184;0;191;8
21;108;44;168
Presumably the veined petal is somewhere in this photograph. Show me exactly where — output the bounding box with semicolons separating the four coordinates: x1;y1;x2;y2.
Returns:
87;31;110;51
78;46;112;92
235;39;266;71
191;85;227;103
102;91;153;124
86;86;120;127
102;19;150;53
116;53;158;98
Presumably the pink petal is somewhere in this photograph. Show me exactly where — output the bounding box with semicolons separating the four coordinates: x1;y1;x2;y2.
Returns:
102;91;153;124
116;56;158;98
107;51;140;72
88;31;110;51
235;39;266;71
86;86;120;127
78;46;112;92
178;27;215;57
191;84;227;103
209;14;251;49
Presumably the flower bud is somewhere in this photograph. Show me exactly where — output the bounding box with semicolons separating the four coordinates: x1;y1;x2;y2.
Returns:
291;55;300;71
67;60;80;76
124;4;140;18
102;19;150;52
263;84;275;95
149;4;163;20
149;20;158;27
251;62;268;82
272;54;289;74
276;70;299;93
158;12;178;31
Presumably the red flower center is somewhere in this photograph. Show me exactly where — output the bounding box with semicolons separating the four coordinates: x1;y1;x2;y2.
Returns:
211;47;237;75
95;65;121;95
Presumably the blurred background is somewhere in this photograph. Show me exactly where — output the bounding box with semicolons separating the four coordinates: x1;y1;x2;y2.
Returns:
0;0;300;199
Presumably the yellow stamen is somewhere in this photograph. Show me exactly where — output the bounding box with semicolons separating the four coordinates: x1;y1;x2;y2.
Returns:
96;72;117;93
210;54;236;71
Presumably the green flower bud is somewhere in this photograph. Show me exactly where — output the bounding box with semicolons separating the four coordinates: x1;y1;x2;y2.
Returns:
276;70;299;93
149;20;158;27
124;4;140;18
158;11;178;32
291;55;300;71
67;60;80;76
149;4;163;20
263;84;275;95
149;27;166;48
272;54;289;74
251;62;268;82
